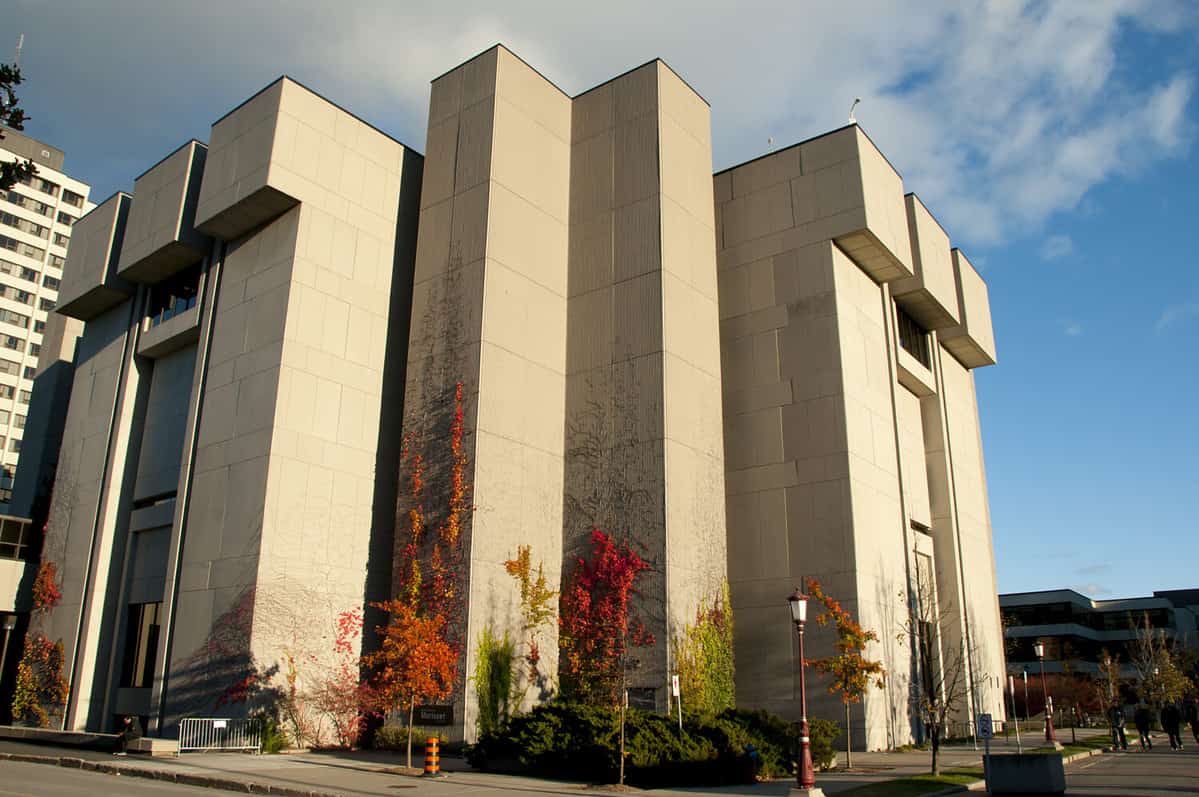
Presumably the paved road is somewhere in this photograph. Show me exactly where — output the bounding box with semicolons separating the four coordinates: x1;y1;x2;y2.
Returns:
1066;746;1199;796
0;761;239;796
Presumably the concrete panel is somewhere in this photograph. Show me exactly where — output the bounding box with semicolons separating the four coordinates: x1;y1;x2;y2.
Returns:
56;193;135;320
119;141;211;283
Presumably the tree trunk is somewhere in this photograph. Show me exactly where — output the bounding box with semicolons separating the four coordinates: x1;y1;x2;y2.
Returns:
845;702;853;770
407;696;415;769
931;720;941;776
619;697;627;786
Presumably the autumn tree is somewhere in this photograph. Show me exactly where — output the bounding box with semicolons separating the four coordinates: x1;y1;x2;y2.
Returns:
558;529;655;707
1130;612;1189;707
1;64;36;191
805;578;885;769
11;559;68;726
363;601;456;767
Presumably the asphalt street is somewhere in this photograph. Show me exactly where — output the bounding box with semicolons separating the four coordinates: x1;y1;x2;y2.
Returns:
0;761;238;796
1065;745;1199;796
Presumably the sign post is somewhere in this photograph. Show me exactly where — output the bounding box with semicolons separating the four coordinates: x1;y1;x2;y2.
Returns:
1008;675;1022;753
977;713;994;792
671;675;682;736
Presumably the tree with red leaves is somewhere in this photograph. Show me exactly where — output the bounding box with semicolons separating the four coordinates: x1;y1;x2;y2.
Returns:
558;529;654;707
806;577;886;770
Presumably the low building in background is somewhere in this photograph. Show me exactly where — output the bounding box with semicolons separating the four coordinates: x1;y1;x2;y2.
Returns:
1001;588;1199;676
16;46;1004;748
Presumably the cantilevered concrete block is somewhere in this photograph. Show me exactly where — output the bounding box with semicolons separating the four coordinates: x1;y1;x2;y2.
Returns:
940;249;996;367
56;192;134;320
718;125;913;284
118;140;211;282
891;193;959;330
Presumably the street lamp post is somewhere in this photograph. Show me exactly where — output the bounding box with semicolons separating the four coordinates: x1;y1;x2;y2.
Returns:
788;588;819;794
1034;643;1056;743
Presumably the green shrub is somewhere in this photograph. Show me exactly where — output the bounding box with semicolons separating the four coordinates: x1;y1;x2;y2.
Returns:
256;713;289;754
465;703;835;785
473;626;517;737
808;718;839;771
371;724;448;751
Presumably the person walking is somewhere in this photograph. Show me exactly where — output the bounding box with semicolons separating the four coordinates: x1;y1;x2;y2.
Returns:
1107;703;1128;751
1161;702;1183;750
1185;698;1199;745
1133;704;1153;751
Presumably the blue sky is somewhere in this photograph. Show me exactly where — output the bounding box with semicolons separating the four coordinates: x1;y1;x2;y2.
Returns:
9;1;1197;599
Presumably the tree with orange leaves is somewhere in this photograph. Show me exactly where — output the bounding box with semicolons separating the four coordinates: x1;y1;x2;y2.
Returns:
806;578;885;770
363;600;456;767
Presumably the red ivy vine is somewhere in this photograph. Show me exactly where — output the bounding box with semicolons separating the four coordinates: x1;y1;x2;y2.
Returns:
31;561;62;612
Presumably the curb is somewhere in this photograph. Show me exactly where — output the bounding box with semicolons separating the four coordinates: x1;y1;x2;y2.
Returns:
0;751;352;796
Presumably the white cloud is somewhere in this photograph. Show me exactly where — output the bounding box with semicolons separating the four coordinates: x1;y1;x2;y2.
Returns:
1041;235;1074;261
1155;301;1199;332
1070;583;1112;597
12;0;1197;247
1063;321;1083;337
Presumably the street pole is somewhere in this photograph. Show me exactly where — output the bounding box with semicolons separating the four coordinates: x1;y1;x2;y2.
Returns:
1022;669;1029;732
0;616;14;683
1034;643;1056;743
1008;675;1022;754
788;588;817;793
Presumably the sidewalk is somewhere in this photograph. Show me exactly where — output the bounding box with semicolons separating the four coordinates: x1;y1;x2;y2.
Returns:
0;731;1112;797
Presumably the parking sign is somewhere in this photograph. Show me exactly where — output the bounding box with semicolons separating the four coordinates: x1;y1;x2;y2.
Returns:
977;713;994;739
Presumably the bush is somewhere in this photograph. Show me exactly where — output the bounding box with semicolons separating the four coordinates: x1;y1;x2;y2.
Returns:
465;703;834;785
808;718;839;771
257;713;289;754
371;724;448;751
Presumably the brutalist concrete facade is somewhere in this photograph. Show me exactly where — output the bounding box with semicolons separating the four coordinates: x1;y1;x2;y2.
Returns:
26;46;1000;749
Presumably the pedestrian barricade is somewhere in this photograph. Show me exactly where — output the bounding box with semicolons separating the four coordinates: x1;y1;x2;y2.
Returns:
178;717;261;754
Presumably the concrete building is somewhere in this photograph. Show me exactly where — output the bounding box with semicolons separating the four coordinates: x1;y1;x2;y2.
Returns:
23;46;1001;748
0;128;91;719
1001;588;1199;677
714;128;1002;749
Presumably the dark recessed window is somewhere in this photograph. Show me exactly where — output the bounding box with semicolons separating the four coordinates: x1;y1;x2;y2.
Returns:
146;265;201;328
120;602;162;688
897;305;931;368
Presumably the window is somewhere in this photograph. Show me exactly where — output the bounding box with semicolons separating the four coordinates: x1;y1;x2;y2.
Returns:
56;211;75;226
0;308;29;328
7;438;19;453
39;298;54;312
0;361;14;376
53;232;69;247
43;275;60;290
1;337;20;352
32;320;44;334
47;256;64;271
0;211;50;239
146;265;201;328
4;190;52;217
0;234;45;260
18;390;31;404
13;414;24;429
120;602;162;688
22;366;34;379
20;174;59;197
0;518;31;560
896;305;931;368
61;189;84;207
0;385;13;399
0;410;9;424
28;343;39;356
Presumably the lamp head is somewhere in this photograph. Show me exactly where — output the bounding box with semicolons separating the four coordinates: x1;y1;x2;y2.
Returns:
1;615;15;631
1034;642;1044;659
787;587;807;624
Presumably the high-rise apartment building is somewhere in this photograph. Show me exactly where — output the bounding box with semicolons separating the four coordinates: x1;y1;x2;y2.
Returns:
0;129;91;719
20;46;1001;749
0;129;92;508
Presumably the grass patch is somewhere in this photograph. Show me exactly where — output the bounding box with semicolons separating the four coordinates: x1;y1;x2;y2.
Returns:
837;767;983;796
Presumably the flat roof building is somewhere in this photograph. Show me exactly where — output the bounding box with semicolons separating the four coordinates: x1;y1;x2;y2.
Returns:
14;46;1002;749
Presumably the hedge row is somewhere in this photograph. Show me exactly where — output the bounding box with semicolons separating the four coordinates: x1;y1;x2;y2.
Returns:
465;704;838;786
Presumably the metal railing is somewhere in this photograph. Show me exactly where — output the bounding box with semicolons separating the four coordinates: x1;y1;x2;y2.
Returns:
178;717;261;754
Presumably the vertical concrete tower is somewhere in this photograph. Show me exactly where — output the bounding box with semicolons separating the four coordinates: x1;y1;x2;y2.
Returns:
404;47;728;732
